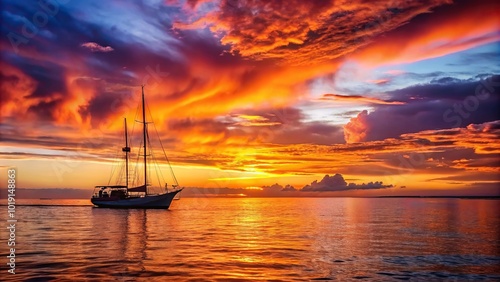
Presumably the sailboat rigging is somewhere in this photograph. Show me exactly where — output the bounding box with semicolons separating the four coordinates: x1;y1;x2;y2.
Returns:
91;86;182;208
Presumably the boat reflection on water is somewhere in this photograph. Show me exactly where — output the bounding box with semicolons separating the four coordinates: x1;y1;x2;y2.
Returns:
90;208;150;279
6;198;500;281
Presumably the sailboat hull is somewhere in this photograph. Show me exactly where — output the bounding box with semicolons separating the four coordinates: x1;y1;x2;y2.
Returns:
91;189;182;209
91;87;182;209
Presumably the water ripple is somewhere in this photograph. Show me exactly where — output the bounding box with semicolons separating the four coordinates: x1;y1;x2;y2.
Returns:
0;198;498;281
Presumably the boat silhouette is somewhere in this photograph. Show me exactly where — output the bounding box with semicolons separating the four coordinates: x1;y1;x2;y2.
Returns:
91;86;182;208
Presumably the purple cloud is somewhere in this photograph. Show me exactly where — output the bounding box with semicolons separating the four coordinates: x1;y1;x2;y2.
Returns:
301;173;393;191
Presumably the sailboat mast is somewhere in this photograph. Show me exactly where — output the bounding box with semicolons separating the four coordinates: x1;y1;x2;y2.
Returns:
142;85;147;195
123;118;129;189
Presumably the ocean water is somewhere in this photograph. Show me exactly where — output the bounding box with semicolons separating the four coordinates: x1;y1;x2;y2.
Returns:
1;198;499;281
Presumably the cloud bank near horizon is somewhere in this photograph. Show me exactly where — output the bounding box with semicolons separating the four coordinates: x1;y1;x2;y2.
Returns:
264;173;394;192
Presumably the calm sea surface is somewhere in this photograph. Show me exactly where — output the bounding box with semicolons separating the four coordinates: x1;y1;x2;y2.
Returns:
1;198;499;281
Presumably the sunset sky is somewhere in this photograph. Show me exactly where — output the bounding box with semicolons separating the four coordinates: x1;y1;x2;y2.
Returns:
1;0;499;197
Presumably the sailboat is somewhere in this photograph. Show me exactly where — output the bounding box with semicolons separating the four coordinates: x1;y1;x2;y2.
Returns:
91;86;182;208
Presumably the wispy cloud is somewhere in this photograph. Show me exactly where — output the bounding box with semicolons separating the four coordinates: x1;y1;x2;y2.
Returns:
320;94;405;105
81;42;114;52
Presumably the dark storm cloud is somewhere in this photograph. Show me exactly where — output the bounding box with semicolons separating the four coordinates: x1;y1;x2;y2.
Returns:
388;75;500;102
345;76;500;142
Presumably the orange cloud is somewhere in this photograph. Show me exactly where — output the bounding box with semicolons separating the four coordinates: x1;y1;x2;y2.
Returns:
344;110;369;143
131;57;339;125
3;109;498;193
174;0;450;65
232;114;282;127
0;63;91;127
2;0;498;196
0;63;37;118
353;1;500;66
